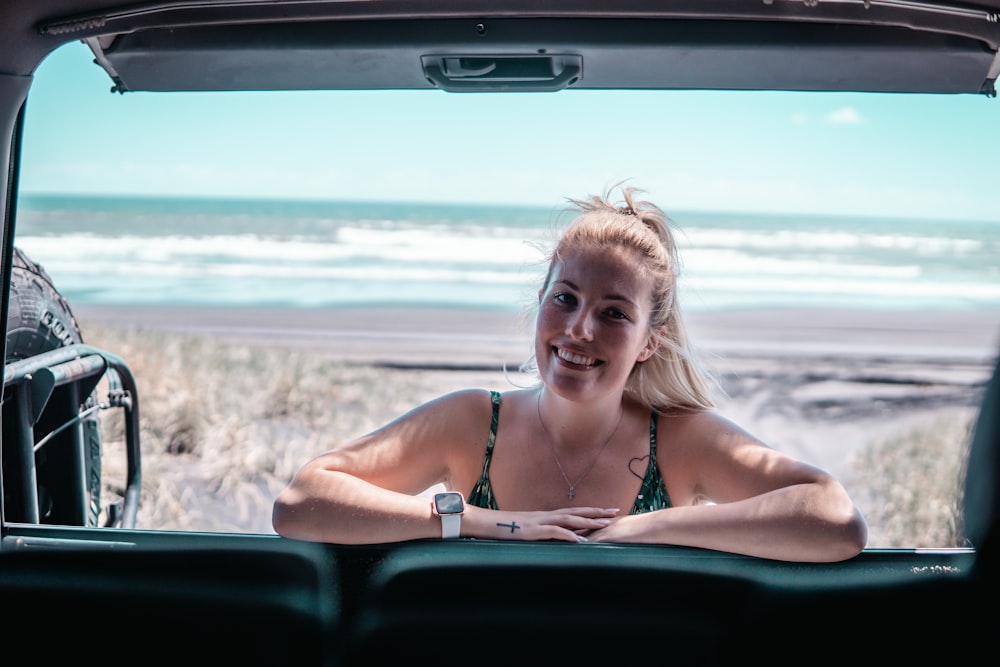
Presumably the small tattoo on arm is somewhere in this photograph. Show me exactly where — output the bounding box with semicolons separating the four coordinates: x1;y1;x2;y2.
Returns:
496;521;520;533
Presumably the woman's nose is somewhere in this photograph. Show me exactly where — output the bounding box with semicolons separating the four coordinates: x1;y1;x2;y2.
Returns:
567;309;594;340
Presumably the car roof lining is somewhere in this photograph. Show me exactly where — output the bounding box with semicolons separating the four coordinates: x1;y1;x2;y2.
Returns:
32;0;1000;35
20;1;1000;96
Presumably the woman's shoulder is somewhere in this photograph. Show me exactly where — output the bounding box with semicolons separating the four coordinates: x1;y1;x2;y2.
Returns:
442;386;535;401
411;388;531;445
422;387;516;414
655;406;748;437
435;386;543;420
435;387;503;403
655;406;769;458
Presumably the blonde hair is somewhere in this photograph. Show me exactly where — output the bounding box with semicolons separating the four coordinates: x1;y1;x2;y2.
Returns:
524;184;716;411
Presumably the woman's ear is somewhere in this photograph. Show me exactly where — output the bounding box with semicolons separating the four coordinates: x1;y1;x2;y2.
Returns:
636;328;662;362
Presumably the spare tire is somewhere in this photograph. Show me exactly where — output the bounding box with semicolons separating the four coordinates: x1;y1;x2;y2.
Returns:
6;247;103;526
7;247;86;360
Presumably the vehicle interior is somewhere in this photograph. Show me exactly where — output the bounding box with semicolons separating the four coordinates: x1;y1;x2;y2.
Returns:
2;1;998;663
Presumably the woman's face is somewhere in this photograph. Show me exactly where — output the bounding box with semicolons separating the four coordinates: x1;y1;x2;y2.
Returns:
535;244;658;402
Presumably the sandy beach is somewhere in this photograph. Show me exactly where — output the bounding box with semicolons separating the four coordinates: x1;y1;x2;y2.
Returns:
76;303;1000;362
75;303;1000;544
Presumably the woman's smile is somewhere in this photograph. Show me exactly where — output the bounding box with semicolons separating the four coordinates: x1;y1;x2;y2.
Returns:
553;346;602;368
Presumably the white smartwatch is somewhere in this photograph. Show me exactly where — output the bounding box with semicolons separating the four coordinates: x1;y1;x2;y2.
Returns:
432;491;465;539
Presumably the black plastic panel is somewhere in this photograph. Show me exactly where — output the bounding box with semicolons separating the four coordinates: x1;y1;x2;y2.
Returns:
98;18;998;94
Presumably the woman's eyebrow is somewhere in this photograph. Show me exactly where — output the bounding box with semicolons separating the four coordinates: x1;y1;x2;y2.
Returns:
555;278;637;307
604;294;639;308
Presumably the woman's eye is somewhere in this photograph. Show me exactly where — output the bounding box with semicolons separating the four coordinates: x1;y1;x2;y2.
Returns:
606;308;629;320
554;292;576;306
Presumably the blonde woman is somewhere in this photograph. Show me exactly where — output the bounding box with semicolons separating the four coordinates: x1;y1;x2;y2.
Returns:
273;185;867;563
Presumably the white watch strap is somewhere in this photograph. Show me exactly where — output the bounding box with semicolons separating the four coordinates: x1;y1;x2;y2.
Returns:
440;513;461;539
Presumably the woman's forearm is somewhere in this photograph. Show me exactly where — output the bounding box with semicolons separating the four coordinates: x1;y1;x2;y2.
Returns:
588;480;868;562
272;470;439;544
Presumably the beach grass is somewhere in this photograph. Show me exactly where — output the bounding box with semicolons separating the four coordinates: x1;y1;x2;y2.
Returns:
89;322;474;532
83;319;983;546
854;415;973;548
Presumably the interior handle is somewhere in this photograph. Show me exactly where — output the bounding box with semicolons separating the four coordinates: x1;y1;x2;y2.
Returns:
422;55;582;92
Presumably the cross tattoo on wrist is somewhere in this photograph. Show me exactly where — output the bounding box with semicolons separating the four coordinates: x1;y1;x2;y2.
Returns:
496;521;520;534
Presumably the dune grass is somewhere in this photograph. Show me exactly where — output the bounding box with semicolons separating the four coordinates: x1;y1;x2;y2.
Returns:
853;414;974;548
88;323;454;532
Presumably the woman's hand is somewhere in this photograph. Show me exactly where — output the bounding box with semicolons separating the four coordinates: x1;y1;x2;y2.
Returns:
465;505;620;543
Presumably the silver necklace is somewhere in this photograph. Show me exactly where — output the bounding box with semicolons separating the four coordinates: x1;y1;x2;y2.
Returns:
536;392;624;500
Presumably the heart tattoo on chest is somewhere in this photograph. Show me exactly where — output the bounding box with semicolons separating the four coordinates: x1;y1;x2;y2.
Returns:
628;455;650;481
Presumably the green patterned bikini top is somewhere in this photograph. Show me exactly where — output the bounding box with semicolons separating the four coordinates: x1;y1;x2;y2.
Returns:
467;390;672;514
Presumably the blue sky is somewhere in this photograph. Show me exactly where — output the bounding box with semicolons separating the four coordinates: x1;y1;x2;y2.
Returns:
18;40;1000;221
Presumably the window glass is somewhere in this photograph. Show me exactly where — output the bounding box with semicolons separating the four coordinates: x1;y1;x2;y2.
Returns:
13;40;1000;545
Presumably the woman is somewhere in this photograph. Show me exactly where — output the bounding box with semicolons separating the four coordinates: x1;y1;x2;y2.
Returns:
272;185;868;562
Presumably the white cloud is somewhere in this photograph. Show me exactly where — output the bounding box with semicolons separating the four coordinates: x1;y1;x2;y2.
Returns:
826;107;863;124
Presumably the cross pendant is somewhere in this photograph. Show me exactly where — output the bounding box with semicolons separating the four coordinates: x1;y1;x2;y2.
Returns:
568;487;575;500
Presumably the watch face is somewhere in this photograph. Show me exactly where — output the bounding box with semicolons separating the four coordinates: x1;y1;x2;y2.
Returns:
434;492;464;515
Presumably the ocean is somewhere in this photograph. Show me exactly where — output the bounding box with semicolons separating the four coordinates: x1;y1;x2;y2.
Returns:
13;193;1000;314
